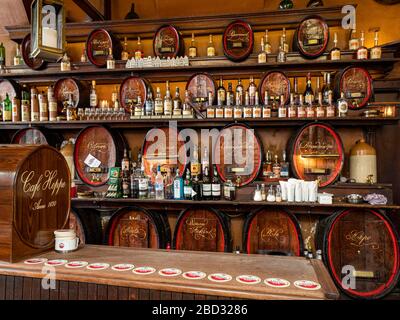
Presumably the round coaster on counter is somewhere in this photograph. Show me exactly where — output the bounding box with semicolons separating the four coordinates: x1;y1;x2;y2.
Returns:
65;261;89;269
182;271;207;280
159;268;182;277
264;278;291;288
45;259;68;267
24;258;48;265
236;275;261;285
294;280;321;291
208;273;232;283
86;263;110;271
132;266;156;275
111;264;135;272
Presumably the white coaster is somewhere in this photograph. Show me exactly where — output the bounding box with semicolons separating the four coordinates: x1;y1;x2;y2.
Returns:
294;280;321;291
208;273;232;283
182;271;207;280
236;275;261;285
45;259;68;266
132;266;156;275
86;263;110;271
264;278;291;288
111;264;135;272
24;258;48;265
158;268;182;277
65;261;89;269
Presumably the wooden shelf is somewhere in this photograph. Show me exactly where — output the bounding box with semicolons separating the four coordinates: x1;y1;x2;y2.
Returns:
2;52;398;84
0;116;398;130
5;5;350;43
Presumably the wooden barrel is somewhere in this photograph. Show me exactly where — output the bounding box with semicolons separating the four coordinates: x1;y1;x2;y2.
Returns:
69;209;86;245
0;145;70;262
21;33;46;70
293;15;329;59
54;78;90;113
119;76;149;112
153;25;184;59
74;125;126;187
222;20;254;62
289;123;344;187
243;208;303;256
86;28;122;67
316;208;400;299
173;207;231;252
11;127;63;148
214;123;262;187
334;66;373;109
106;207;170;249
142;126;187;177
186;72;216;106
0;79;20;101
259;71;290;105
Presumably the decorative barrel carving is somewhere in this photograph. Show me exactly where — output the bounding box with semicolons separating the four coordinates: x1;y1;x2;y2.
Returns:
0;79;20;101
173;207;231;252
119;76;149;112
21;33;46;70
74;125;126;186
86;28;122;68
11;127;63;148
0;145;70;263
289;123;344;187
153;25;184;59
317;209;400;299
215;123;262;187
106;207;170;249
222;20;254;62
54;78;90;113
243;208;303;256
259;71;290;105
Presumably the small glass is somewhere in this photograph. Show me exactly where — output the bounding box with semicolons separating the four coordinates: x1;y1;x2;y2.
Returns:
77;108;84;121
119;108;127;120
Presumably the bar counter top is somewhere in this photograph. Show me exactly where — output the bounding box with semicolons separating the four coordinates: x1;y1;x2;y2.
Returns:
0;245;339;300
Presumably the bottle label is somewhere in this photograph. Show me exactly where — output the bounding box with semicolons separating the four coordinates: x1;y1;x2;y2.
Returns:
207;47;215;57
297;107;306;118
164;101;172;115
3;111;11;121
155;101;163;114
349;39;360;50
288;108;297;118
234;108;242;119
370;47;381;59
90;94;98;108
253;107;262;118
316;108;325;118
212;184;221;196
139;178;148;191
31;112;39;121
215;107;224;118
134;51;142;59
326;106;335;117
331;49;341;60
278;108;287;118
258;53;266;64
224;108;233;118
173;181;182;199
243;107;252;118
107;60;115;69
184;186;192;197
121;52;129;61
191;163;200;176
357;48;368;60
217;91;225;105
202;184;211;196
263;107;271;118
188;47;197;58
207;108;215;118
306;108;315;118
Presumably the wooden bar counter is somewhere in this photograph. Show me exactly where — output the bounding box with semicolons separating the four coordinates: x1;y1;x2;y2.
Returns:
0;245;339;300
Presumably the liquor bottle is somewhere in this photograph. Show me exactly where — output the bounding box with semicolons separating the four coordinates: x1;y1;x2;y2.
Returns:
188;33;197;58
316;92;325;118
349;29;360;51
201;146;210;177
173;87;182;116
265;29;272;54
326;91;335;117
277;39;286;63
192;175;201;201
261;184;266;201
226;82;234;107
262;150;273;177
134;96;143;118
184;169;192;200
154;87;164;116
322;72;332;105
106;48;115;69
138;162;148;199
13;44;22;66
278;94;287;118
207;90;214;108
130;166;139;199
125;3;139;19
258;37;267;64
293;77;300;105
90;80;98;108
21;85;30;122
12;96;21;122
314;77;320;104
182;90;193;117
248;76;257;105
60;52;71;71
155;165;164;200
207;92;215;119
207;34;216;57
330;32;341;61
235;79;244;106
201;165;212;200
191;145;201;178
281;28;289;53
164;81;173;116
122;174;130;198
273;154;281;178
66;94;77;121
2;94;12;121
370;31;382;60
243;91;252;118
30;87;39;122
297;94;306;118
288;93;297;118
173;168;184;200
211;165;221;200
121;37;130;61
48;86;57;122
357;31;368;60
217;77;226;106
306;98;315;118
0;43;6;67
271;96;279;118
80;48;87;63
164;168;174;200
38;91;49;122
337;92;348;117
280;150;289;178
253;92;262;118
121;148;130;175
262;90;271;118
134;37;144;59
304;73;314;105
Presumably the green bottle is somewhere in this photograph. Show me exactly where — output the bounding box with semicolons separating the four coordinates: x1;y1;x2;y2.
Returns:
2;93;12;121
0;43;5;67
279;0;294;9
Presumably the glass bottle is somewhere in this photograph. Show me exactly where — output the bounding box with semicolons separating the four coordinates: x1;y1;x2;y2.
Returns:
262;150;273;178
226;82;234;107
163;81;172;116
235;79;244;106
21;85;30;122
155;165;164;200
349;29;360;51
304;73;314;105
265;29;272;54
248;76;257;105
190;145;201;179
134;37;144;59
254;184;262;202
173;87;182;116
207;34;216;57
293;77;300;105
262;90;271;118
273;154;282;178
275;185;282;202
314;76;321;105
297;94;306;118
330;32;341;61
60;52;71;71
133;96;143;118
277;41;286;63
267;185;276;202
217;77;226;106
211;165;221;200
261;184;266;201
357;31;368;60
182;90;193;118
243;91;252;118
278;94;287;118
281;28;289;53
66;94;77;121
258;37;267;64
38;91;49;122
80;48;87;63
2;94;12;122
173;168;184;200
30;87;39;122
188;33;197;58
316;92;325;118
90;80;98;108
154;87;164;116
370;31;382;60
288;93;297;118
207;92;215;118
322;72;332;105
280;150;290;178
121;36;130;61
192;175;201;201
0;43;6;67
106;48;115;69
337;92;348;117
145;87;154;116
326;91;335;117
202;165;212;200
253;92;262;118
12;96;21;122
14;44;22;66
184;168;192;200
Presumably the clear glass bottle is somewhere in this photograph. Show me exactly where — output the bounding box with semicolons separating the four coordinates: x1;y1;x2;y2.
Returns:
349;29;360;51
262;150;273;178
243;91;252;118
280;150;289;178
322;72;332;105
281;28;289;53
173;87;182;116
357;31;368;60
106;48;115;69
207;34;216;57
297;94;306;118
173;168;184;200
154;87;164;116
90;80;98;108
277;40;286;63
182;90;193;118
330;32;341;61
188;33;197;58
326;91;335;117
304;73;314;106
261;184;266;201
337;92;348;117
258;37;267;64
266;185;276;202
145;87;154;116
253;92;262;118
316;92;325;118
265;29;272;54
60;52;71;71
262;90;271;118
13;44;22;66
163;81;173;116
155;165;164;200
217;77;226;106
288;93;297;118
134;37;144;59
121;36;130;61
370;31;382;60
235;79;244;106
248;76;257;106
273;154;282;178
278;94;287;118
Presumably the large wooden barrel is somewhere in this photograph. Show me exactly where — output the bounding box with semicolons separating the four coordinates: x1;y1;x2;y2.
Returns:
222;20;254;62
214;123;262;187
243;208;303;256
74;125;126;187
153;25;184;59
186;73;216;106
119;76;149;112
11;127;63;148
259;71;290;104
173;207;231;252
0;145;70;263
106;207;170;249
317;208;400;299
289;123;344;187
86;28;122;67
54;78;90;113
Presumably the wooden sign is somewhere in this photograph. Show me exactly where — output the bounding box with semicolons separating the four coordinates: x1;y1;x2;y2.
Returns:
215;124;263;187
317;208;400;299
294;15;329;59
119;76;148;112
290;123;344;187
153;25;183;59
222;20;254;62
259;71;291;105
243;208;303;256
173;207;231;252
185;73;216;106
86;28;122;67
0;145;70;263
21;33;46;70
336;66;373;109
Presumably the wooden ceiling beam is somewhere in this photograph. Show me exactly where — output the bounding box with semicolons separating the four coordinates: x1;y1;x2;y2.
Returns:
72;0;104;21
